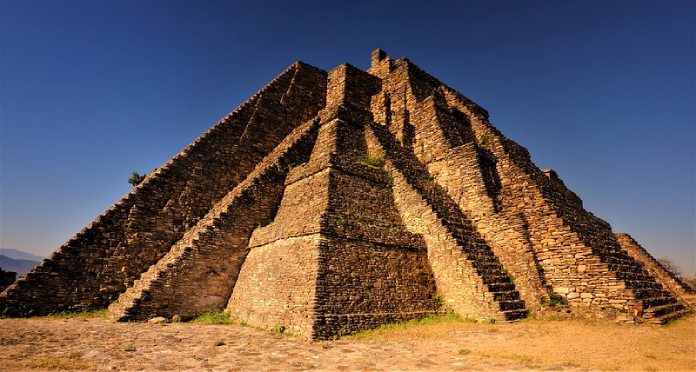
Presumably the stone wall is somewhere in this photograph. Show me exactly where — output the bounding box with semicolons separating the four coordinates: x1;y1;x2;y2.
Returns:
228;118;442;338
228;65;442;338
0;62;327;316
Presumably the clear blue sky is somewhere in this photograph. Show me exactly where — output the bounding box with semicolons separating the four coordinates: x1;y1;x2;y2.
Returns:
1;0;694;275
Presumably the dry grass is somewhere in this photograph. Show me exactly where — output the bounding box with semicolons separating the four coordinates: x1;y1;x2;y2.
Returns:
1;313;694;370
349;313;696;370
27;352;95;370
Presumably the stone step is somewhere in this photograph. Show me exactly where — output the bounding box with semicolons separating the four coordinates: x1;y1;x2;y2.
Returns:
634;289;672;300
640;296;678;309
488;282;515;292
644;303;687;318
476;262;507;271
607;263;649;273
467;257;500;267
646;309;692;325
603;256;645;269
481;275;511;285
613;270;655;281
492;291;520;301
481;271;510;280
621;279;663;291
498;299;526;311
464;252;497;261
499;308;528;321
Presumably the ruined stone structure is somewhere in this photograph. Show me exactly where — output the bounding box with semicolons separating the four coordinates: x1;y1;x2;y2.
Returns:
1;50;691;338
0;269;16;293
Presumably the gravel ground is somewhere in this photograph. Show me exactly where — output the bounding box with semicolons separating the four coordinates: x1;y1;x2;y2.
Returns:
0;313;694;371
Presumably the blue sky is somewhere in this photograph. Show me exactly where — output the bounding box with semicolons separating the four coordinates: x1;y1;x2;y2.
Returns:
1;0;694;275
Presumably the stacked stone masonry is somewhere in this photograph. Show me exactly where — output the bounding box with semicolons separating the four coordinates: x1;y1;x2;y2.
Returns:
1;50;690;335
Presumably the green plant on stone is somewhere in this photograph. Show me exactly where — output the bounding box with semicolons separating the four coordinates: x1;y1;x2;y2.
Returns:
548;293;569;307
337;326;352;337
475;134;489;146
458;349;472;356
432;294;445;308
284;162;297;172
384;169;394;183
128;171;147;187
355;154;384;169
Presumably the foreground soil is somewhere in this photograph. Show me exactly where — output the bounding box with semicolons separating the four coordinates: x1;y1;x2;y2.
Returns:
1;314;694;371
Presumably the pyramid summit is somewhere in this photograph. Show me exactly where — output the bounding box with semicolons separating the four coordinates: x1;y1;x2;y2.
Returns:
1;50;692;338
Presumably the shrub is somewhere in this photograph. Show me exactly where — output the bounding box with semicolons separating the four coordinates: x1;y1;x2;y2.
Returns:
548;293;569;307
128;171;147;186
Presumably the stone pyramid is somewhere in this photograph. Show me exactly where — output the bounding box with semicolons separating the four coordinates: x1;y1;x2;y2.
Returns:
1;50;692;338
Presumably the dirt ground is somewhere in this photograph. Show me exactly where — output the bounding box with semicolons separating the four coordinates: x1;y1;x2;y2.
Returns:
0;314;694;371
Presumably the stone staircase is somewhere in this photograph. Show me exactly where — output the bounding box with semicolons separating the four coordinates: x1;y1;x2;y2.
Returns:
564;218;690;324
605;255;690;324
108;116;324;321
369;123;527;321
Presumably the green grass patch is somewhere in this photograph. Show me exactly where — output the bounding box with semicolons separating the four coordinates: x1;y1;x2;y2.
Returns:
190;311;235;325
39;309;108;319
349;313;465;339
355;155;384;169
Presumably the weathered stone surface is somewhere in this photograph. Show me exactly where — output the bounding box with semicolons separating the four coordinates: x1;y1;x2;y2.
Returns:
0;49;690;334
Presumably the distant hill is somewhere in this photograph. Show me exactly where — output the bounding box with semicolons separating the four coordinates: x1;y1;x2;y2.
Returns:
0;248;44;262
0;255;40;276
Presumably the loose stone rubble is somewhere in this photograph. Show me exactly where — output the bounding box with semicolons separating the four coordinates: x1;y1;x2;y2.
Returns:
0;50;691;338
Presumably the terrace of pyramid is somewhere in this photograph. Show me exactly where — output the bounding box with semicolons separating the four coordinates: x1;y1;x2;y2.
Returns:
1;50;692;339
